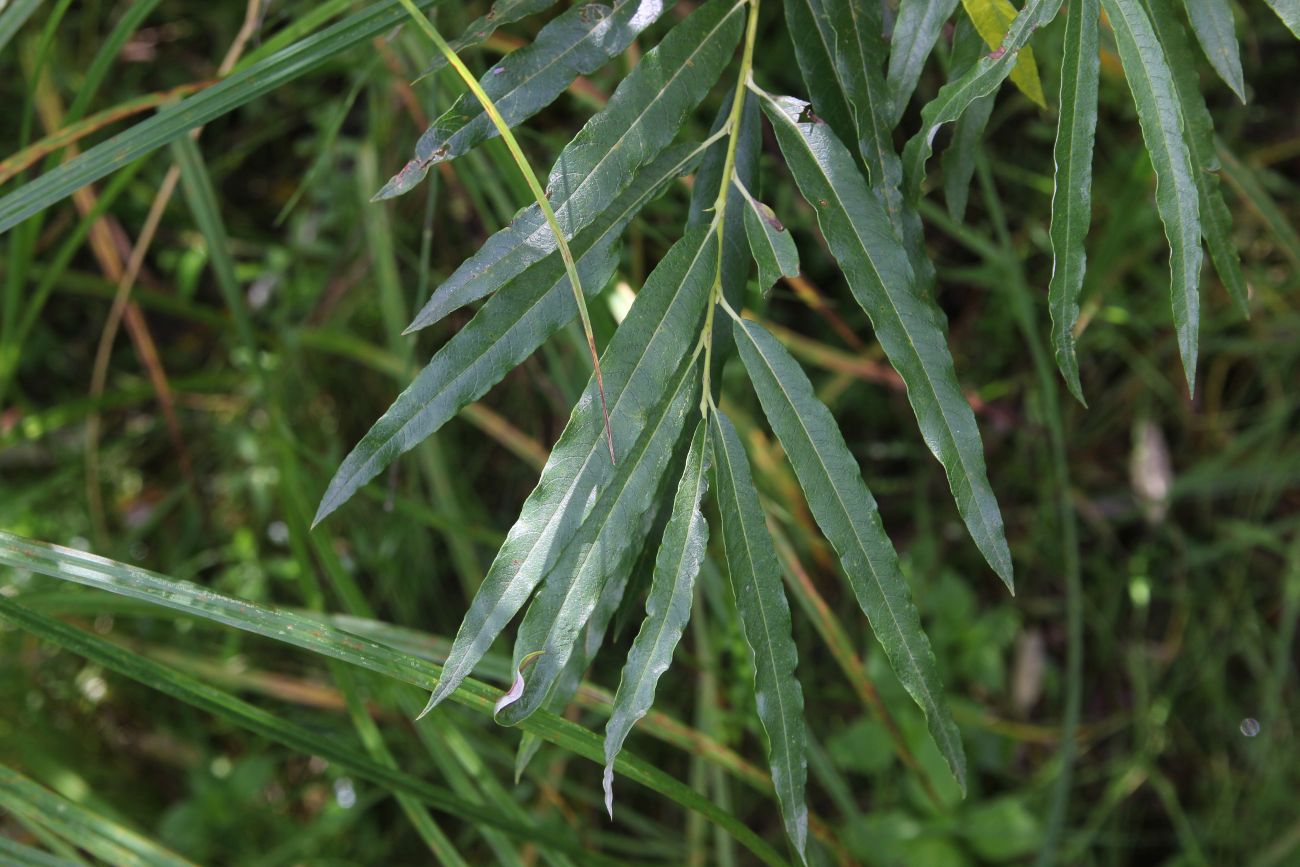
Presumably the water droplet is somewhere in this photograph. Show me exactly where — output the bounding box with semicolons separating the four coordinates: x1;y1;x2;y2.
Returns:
333;777;357;809
1240;718;1261;737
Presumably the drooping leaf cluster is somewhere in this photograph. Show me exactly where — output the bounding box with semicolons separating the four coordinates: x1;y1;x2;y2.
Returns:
0;0;1288;860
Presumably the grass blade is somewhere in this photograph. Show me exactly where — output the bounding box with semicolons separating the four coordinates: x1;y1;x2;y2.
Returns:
0;764;195;867
0;531;787;867
1046;0;1100;404
1182;0;1246;102
759;88;1015;590
0;836;80;867
1102;0;1203;392
0;0;44;58
406;0;743;332
710;409;808;862
901;0;1062;201
0;598;609;860
378;0;670;199
730;314;967;792
0;0;444;234
602;420;711;817
735;178;799;292
418;228;718;715
313;142;705;525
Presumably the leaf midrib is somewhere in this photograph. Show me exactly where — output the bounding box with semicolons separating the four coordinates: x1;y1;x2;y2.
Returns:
714;419;800;824
738;323;959;762
543;1;746;237
435;234;716;695
769;98;1006;574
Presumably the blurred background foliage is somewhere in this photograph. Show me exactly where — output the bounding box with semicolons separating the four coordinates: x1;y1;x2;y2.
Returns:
1;1;1298;864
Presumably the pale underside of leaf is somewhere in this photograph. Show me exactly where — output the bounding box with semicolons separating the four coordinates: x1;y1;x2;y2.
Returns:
1047;0;1100;405
377;0;670;200
1263;0;1300;38
730;316;966;792
496;357;700;725
603;419;711;816
710;409;808;862
311;141;707;525
405;0;743;332
1181;0;1246;103
419;229;719;716
901;0;1063;201
758;89;1014;590
1102;0;1203;393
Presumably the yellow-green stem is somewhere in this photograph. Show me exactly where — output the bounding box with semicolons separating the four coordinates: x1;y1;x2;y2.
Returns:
395;0;616;463
700;0;761;417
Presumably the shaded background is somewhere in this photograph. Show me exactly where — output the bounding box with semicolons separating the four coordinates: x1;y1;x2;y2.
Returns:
1;1;1298;864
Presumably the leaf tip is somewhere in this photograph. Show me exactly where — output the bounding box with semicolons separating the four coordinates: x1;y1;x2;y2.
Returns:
602;765;615;820
414;691;440;721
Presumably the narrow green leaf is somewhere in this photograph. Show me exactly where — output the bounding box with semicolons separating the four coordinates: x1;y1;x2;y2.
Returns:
710;409;808;862
0;764;195;867
0;599;609;862
1102;0;1203;392
901;0;1062;201
1046;0;1099;404
601;419;710;815
419;228;719;714
736;179;800;292
960;0;1048;107
377;0;670;200
942;15;998;223
0;0;446;234
0;0;45;58
0;532;788;867
419;0;558;77
1262;0;1300;38
758;89;1014;590
886;0;961;124
497;359;700;725
730;315;967;792
1182;0;1246;102
406;0;744;331
780;0;861;159
0;835;79;867
314;142;705;524
822;0;936;297
1144;0;1249;316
